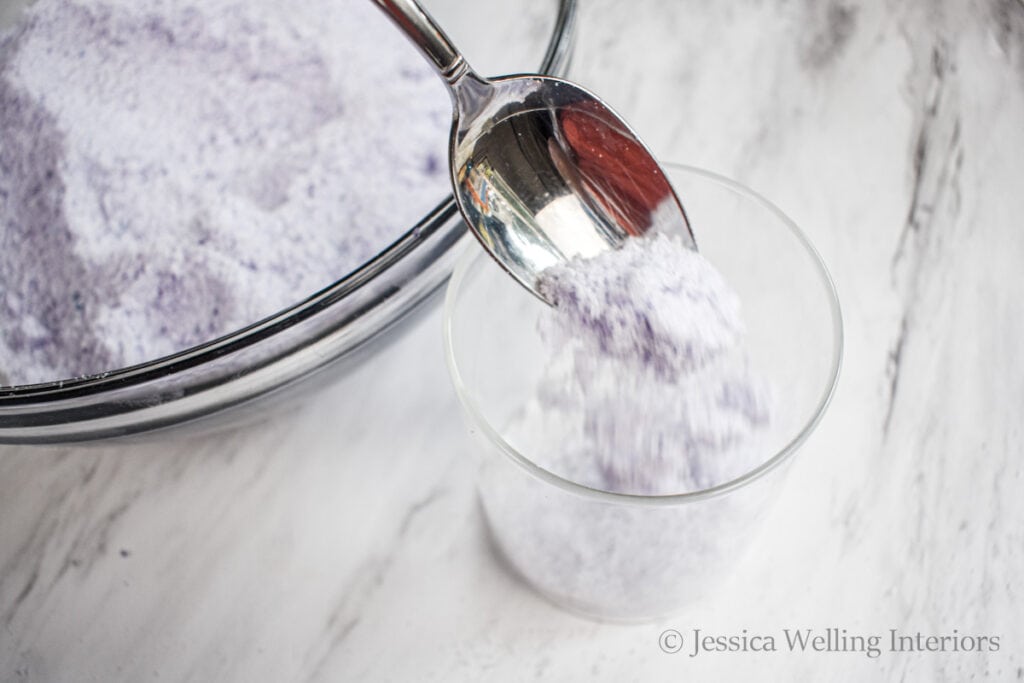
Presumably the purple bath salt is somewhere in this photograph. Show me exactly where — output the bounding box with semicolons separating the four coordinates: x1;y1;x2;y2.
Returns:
525;233;774;495
484;232;778;616
537;233;745;378
0;0;450;386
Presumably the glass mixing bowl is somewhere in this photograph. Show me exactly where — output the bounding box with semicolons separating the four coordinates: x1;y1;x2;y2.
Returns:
444;163;843;620
0;0;576;443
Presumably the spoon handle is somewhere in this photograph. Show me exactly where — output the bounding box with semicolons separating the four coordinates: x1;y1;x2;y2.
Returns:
372;0;470;84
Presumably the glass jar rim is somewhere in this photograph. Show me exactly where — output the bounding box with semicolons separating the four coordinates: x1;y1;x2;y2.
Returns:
442;162;844;507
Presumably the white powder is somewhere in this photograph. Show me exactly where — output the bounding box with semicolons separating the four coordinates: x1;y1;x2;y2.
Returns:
526;233;774;496
0;0;450;385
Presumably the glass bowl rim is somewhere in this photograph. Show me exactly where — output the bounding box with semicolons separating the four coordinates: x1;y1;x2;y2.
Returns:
442;162;844;507
0;0;578;403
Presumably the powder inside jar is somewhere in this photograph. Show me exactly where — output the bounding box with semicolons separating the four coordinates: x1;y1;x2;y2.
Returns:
483;232;781;617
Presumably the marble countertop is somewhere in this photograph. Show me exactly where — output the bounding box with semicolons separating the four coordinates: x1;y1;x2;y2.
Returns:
2;0;1023;680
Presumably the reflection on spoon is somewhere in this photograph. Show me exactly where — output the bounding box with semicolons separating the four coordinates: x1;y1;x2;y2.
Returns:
375;0;695;302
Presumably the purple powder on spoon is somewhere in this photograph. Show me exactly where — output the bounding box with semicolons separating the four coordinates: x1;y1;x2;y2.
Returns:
537;233;745;378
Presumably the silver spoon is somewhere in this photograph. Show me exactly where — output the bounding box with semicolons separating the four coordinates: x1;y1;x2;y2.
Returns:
373;0;695;301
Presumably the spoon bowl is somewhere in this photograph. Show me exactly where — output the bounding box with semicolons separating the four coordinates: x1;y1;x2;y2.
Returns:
375;0;695;300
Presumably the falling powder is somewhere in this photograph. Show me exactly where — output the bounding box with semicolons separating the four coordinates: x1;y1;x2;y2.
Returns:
522;233;775;495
